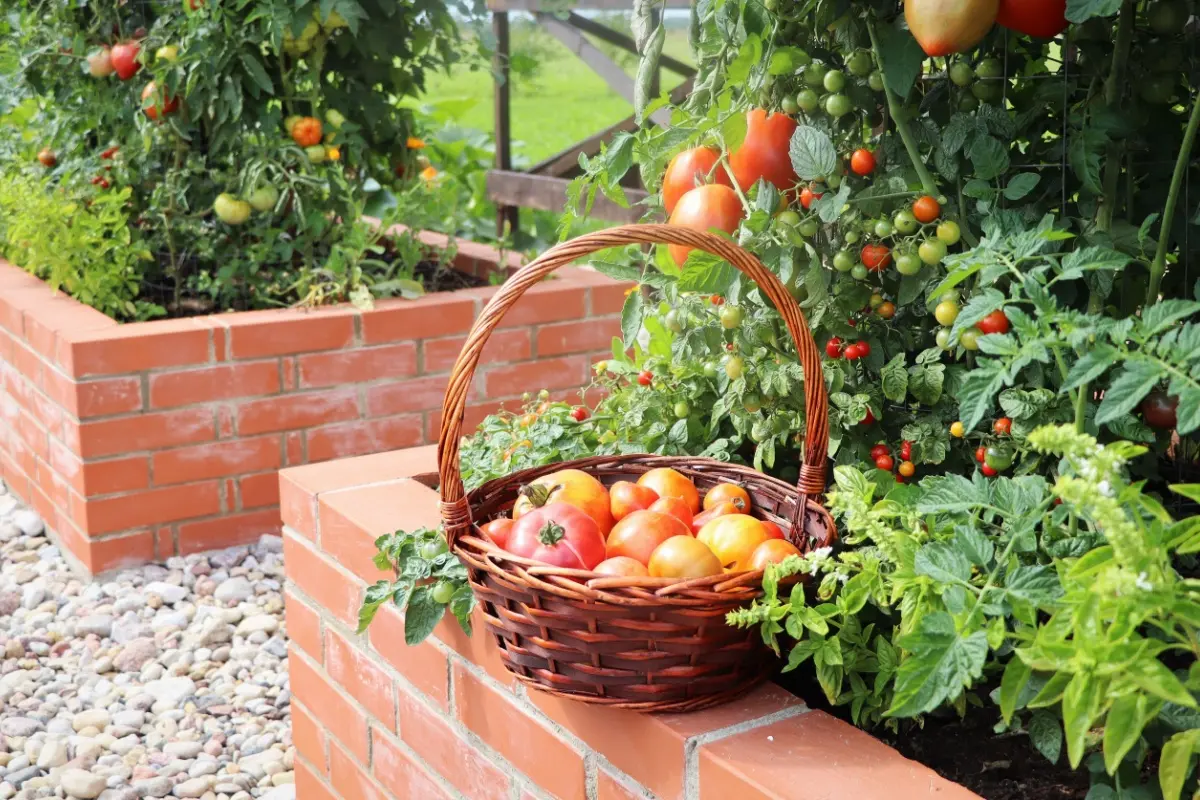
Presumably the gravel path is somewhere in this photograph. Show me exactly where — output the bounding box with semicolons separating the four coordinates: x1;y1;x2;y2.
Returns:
0;480;294;800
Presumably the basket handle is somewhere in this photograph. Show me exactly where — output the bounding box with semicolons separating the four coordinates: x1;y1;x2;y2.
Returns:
436;223;831;548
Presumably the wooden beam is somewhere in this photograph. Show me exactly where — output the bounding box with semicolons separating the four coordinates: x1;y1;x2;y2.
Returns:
563;12;695;77
528;75;695;177
486;170;647;222
536;13;671;127
492;12;519;238
488;0;689;10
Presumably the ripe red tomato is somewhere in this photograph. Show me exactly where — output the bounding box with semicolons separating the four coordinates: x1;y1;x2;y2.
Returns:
109;41;141;81
506;502;607;570
1141;391;1179;430
690;501;740;535
976;310;1010;335
697;514;772;571
607;511;691;565
728;109;798;193
90;176;110;188
648;536;723;579
760;520;785;540
100;146;119;160
570;406;589;422
850;149;876;176
649;496;694;529
975;446;988;463
899;441;912;460
141;82;179;121
861;409;876;425
513;468;614;535
861;244;892;271
479;518;514;549
637;370;653;386
704;483;750;512
609;481;659;521
855;341;871;357
996;0;1068;38
906;0;1000;56
825;337;843;358
870;444;890;459
799;186;822;209
710;294;725;306
993;417;1012;435
981;464;998;477
592;556;649;578
667;184;744;265
638;467;701;513
662;147;731;214
876;301;896;320
291;117;324;147
912;195;941;223
844;343;863;360
37;149;56;167
875;454;895;471
748;539;802;571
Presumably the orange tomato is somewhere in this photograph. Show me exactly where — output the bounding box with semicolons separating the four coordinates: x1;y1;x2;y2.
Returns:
514;469;614;535
703;483;750;512
637;468;700;514
697;514;772;571
592;556;650;578
760;520;785;540
479;518;514;549
606;511;691;565
912;195;941;223
649;496;694;529
667;184;744;266
748;539;803;571
648;536;723;579
291;116;323;147
609;481;659;521
728;109;799;193
662;147;732;215
690;501;742;535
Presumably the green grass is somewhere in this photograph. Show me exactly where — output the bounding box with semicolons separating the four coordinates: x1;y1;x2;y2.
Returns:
421;23;692;165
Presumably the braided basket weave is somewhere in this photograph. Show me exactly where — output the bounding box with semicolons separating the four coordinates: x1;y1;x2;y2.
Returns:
436;224;835;712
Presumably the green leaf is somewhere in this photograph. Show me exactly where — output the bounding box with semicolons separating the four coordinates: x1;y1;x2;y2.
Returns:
909;362;945;406
726;33;762;84
887;612;988;717
914;542;971;584
677;253;739;294
1028;709;1063;764
1003;173;1040;201
1096;361;1165;425
999;657;1031;723
721;111;748;153
1066;0;1122;22
404;585;445;645
239;53;275;96
357;580;393;633
880;354;908;403
1062;671;1100;768
813;184;851;223
788;126;837;181
768;47;809;75
957;363;1008;431
1141;299;1200;336
620;289;643;346
1005;566;1062;606
1159;730;1200;800
917;474;990;513
1062;345;1118;391
955;525;995;566
634;25;665;124
967;136;1010;181
875;22;925;99
1103;693;1147;775
1129;658;1198;708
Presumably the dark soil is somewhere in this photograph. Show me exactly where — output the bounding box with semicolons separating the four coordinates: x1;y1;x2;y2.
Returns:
412;258;489;292
774;671;1090;800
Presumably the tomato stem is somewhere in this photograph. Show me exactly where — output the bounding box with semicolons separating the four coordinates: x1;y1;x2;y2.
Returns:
865;18;937;197
536;521;566;546
1146;86;1200;307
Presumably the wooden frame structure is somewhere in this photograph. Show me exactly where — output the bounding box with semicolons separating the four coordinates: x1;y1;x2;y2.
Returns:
487;0;694;236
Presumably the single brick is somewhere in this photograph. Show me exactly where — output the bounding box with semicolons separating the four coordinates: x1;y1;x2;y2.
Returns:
306;415;423;464
421;329;532;374
484;356;587;398
535;316;622;356
298;342;417;389
361;296;476;344
326;628;396;731
365;375;452;417
78;455;150;498
292;700;328;777
149;361;281;409
289;648;370;763
236;390;360;436
177;509;281;554
282;531;363;628
238;471;280;509
78;408;215;459
295;759;338;800
499;283;587;327
74;376;144;418
329;739;389;800
284;588;324;662
225;308;356;359
372;728;453;800
64;320;210;378
82;482;222;536
152;436;282;486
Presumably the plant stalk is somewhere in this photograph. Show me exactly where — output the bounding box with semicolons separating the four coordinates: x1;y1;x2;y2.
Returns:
866;18;937;196
1146;87;1200;307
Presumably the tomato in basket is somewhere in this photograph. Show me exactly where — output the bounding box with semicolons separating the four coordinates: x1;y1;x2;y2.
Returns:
506;502;606;570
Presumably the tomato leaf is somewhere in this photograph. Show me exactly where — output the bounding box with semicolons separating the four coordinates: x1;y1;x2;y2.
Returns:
788;126;837;181
404;585;444;646
1003;173;1040;201
1028;709;1063;764
1066;0;1123;23
886;612;988;717
880;354;908;403
998;657;1031;723
874;21;924;100
677;252;738;294
620;289;644;347
967;135;1010;181
1062;344;1118;391
726;33;762;84
1096;361;1164;425
957;362;1009;431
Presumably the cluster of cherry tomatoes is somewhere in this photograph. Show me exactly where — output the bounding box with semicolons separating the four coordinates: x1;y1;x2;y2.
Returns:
870;441;917;482
477;467;804;579
932;301;1011;352
964;417;1014;477
825;336;871;361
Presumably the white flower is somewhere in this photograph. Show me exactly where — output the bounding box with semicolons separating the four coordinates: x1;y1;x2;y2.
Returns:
1135;572;1153;592
805;546;833;576
1097;480;1112;497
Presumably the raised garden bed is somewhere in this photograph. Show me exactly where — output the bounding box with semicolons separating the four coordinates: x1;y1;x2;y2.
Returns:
279;444;980;800
0;229;628;575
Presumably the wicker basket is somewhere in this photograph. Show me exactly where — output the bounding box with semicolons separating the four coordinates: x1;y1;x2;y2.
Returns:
436;224;835;712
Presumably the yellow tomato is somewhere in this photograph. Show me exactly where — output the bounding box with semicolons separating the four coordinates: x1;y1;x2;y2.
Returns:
697;514;771;571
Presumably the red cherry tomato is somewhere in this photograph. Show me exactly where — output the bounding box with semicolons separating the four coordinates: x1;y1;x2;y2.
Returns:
975;446;988;463
861;244;892;271
662;147;732;214
874;454;894;471
109;41;141;81
996;0;1068;38
141;81;179;121
825;337;843;358
728;109;799;193
981;464;998;477
843;343;863;360
912;195;941;224
855;341;871;357
667;184;744;266
861;409;875;425
976;310;1011;335
637;370;653;386
100;146;120;160
1142;391;1179;430
799;186;822;209
993;417;1012;436
850;149;876;176
710;294;725;305
570;406;590;422
870;444;890;459
479;518;514;549
899;441;912;460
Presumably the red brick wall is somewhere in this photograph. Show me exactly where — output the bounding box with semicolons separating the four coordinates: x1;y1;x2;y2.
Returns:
0;233;628;574
280;445;981;800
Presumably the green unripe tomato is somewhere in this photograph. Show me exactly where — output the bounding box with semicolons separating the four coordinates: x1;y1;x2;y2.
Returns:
847;51;873;77
934;300;960;326
703;362;719;379
431;580;455;604
780;96;800;114
851;264;869;280
420;539;447;559
959;329;980;350
895;252;922;276
724;355;745;380
674;401;691;419
826;173;842;189
869;292;884;309
776;210;801;228
803;63;828;87
936;220;962;245
823;70;846;93
796;89;820;113
976;58;1003;79
949;62;975;87
833;250;856;272
957;93;980;112
664;310;683;332
657;301;670;315
750;420;771;443
868;71;884;92
786;227;808;247
798;217;820;237
874;220;894;238
1148;0;1188;35
719;306;744;329
935;328;953;350
893;210;918;234
983;446;1014;471
972;81;1002;102
844;230;861;244
824;93;853;118
743;393;762;413
919;238;948;266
